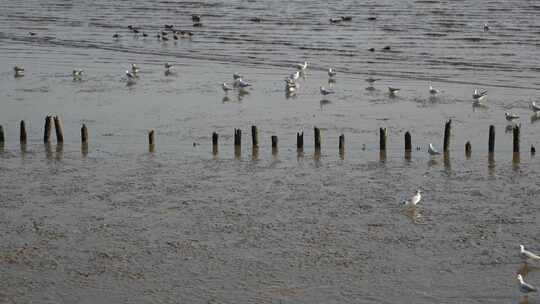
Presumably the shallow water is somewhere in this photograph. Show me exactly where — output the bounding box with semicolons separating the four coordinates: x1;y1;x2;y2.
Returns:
0;0;539;303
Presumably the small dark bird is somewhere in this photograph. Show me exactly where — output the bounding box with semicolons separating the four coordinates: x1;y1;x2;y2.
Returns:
113;33;120;39
164;24;174;29
29;32;36;36
249;17;262;23
162;36;169;41
368;47;375;52
161;31;168;36
329;18;342;24
142;32;148;37
132;28;140;34
192;14;201;22
187;31;193;37
128;25;134;30
173;33;179;40
367;17;377;21
341;16;352;21
193;22;203;27
382;45;391;51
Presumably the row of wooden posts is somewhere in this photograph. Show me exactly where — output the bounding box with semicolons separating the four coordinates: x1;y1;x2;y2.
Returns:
0;117;536;157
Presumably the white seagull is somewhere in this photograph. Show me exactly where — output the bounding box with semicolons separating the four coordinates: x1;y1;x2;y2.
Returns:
428;143;441;155
473;89;487;101
222;82;233;93
290;71;300;81
131;64;139;74
125;70;136;85
234;78;251;88
429;82;441;95
328;68;336;78
520;245;540;262
388;87;400;95
401;190;422;208
530;101;540;112
517;274;537;294
72;69;84;79
296;61;308;71
505;112;519;121
320;86;334;95
484;23;490;32
14;66;24;77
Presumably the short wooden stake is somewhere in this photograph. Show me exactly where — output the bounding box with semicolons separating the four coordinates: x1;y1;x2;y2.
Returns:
212;132;218;155
379;127;387;151
234;128;241;146
251;125;258;148
465;141;472;158
0;125;4;144
512;125;520;153
271;135;278;155
314;127;321;150
443;119;451;152
404;132;411;151
148;130;155;152
531;145;536;156
81;124;88;144
488;125;495;154
20;120;27;144
297;131;304;150
338;134;345;156
53;116;64;143
44;116;52;143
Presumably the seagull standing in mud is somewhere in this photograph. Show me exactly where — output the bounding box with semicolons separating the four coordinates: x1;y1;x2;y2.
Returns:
13;66;25;77
428;143;441;155
320;86;334;95
517;274;537;294
401;190;422;208
296;61;308;71
520;245;540;262
473;89;487;102
429;82;441;95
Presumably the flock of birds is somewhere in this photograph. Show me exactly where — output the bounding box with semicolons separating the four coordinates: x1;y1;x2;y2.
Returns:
401;190;539;295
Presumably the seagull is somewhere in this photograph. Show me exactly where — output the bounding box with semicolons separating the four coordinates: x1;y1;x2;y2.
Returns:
222;82;233;93
13;66;25;77
388;87;400;95
234;78;251;88
517;274;537;294
296;61;308;71
131;64;139;74
290;71;300;81
520;245;540;262
72;69;84;79
530;101;540;112
285;78;298;92
328;68;336;78
473;89;487;101
125;70;136;85
192;15;201;22
341;16;352;21
401;190;422;208
329;18;342;24
320;86;334;95
429;83;441;95
164;62;173;70
113;33;120;39
484;23;490;32
505;112;519;121
428;143;441;155
366;77;381;84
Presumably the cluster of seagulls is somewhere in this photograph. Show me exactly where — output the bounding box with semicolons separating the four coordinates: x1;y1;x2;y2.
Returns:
113;22;195;41
222;73;251;94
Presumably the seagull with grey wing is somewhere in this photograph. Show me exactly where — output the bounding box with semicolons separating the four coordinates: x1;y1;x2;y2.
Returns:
320;86;334;96
520;245;540;262
517;274;537;294
530;101;540;112
428;143;441;155
401;190;422;208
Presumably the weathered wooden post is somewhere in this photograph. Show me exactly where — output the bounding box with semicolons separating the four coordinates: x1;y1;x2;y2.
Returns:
513;125;520;153
379;127;387;151
212;132;218;156
251;126;258;148
465;141;471;158
20;120;27;144
531;145;536;156
0;125;4;151
271;135;278;155
81;124;88;155
338;134;345;157
443;119;451;152
297;131;304;151
148;129;155;152
404;131;411;160
53;116;64;143
314;127;321;151
234;128;241;158
488;125;495;154
44;116;52;143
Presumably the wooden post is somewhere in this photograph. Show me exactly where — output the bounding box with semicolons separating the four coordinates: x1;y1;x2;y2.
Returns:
488;125;495;154
271;135;278;155
251;125;258;148
443;119;451;152
20;120;27;144
404;132;411;151
44;116;52;143
148;130;155;152
338;134;345;156
81;124;88;144
297;131;304;150
314;127;321;150
212;132;218;155
379;127;387;151
0;125;4;149
513;125;520;153
465;141;471;158
53;116;64;143
234;128;241;158
531;145;536;155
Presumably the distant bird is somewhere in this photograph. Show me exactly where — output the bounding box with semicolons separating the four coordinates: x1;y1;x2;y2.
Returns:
13;66;25;77
328;68;336;78
290;71;300;81
329;18;342;24
125;70;136;85
401;190;422;208
131;64;139;74
341;16;352;21
517;274;537;294
234;78;251;88
366;77;381;84
520;245;540;262
113;33;120;39
285;79;298;93
233;73;243;80
320;86;334;95
428;143;441;155
382;45;391;51
473;89;487;101
142;32;148;37
193;22;203;27
388;87;400;95
164;63;173;75
161;36;169;41
29;32;36;36
429;83;441;95
530;101;540;112
161;31;168;36
222;82;233;93
192;15;201;22
72;69;84;79
296;61;308;71
164;24;174;29
484;23;490;32
505;112;519;121
132;28;140;34
368;47;375;52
